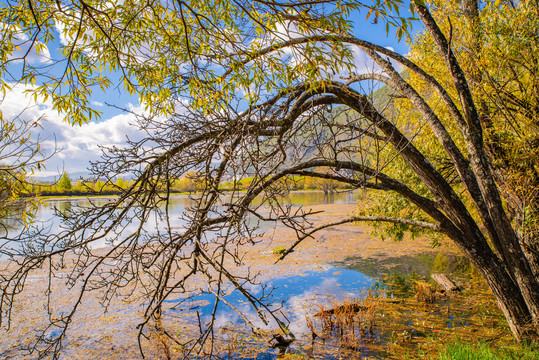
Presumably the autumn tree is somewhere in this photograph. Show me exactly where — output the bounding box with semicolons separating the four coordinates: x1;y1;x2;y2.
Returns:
114;177;128;189
406;0;539;276
1;0;539;358
0;115;48;225
57;171;72;190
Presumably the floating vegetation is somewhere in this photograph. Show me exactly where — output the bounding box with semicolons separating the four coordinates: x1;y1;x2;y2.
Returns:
272;247;288;255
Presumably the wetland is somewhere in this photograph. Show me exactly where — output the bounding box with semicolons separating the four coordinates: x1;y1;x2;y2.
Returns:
0;192;512;359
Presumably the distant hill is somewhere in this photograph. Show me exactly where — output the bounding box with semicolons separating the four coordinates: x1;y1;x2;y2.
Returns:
31;86;391;184
278;84;392;165
31;171;92;184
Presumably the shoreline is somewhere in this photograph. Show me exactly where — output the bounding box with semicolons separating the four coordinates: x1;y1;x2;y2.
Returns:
31;188;357;201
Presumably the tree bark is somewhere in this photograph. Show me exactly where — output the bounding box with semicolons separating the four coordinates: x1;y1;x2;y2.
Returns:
448;231;534;341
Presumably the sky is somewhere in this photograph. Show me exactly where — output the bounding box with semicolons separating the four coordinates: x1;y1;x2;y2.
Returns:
2;5;417;180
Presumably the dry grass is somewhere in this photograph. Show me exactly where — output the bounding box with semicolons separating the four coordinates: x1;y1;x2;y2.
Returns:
294;277;515;359
413;280;440;304
301;292;380;358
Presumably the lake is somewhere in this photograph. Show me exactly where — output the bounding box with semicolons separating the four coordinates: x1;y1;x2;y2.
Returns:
3;191;356;248
0;191;463;359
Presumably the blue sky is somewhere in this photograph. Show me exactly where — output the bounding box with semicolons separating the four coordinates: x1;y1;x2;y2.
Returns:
2;6;417;180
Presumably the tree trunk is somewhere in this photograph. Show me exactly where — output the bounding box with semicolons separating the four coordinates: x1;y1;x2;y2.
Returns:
414;0;539;338
450;233;535;341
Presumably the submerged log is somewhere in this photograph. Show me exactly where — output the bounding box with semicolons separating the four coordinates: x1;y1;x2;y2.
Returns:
431;273;461;293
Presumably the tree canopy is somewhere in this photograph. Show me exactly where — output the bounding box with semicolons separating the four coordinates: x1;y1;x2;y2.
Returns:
1;0;539;358
57;171;72;190
0;114;47;226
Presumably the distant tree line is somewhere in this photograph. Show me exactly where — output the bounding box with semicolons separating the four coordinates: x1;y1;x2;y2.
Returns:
29;170;352;197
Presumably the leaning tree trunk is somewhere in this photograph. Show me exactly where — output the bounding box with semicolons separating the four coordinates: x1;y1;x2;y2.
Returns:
460;0;539;281
451;232;535;341
412;1;539;338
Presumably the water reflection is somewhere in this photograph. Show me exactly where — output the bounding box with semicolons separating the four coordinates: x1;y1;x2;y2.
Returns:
338;252;471;298
2;191;357;250
167;266;378;359
170;267;374;319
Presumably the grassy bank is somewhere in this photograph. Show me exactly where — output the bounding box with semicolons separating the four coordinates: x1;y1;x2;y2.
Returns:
437;340;539;360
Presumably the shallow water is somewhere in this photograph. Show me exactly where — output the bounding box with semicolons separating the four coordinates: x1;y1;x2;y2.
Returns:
168;266;377;330
163;266;379;359
0;191;465;359
1;191;357;249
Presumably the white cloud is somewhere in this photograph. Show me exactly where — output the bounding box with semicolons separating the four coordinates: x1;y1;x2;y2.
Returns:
40;108;145;172
1;82;145;177
91;101;104;107
1;24;51;64
244;18;405;91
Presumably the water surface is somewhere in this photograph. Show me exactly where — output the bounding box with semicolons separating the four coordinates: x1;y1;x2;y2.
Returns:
0;191;464;359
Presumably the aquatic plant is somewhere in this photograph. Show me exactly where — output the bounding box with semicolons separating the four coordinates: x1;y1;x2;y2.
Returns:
272;247;288;255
